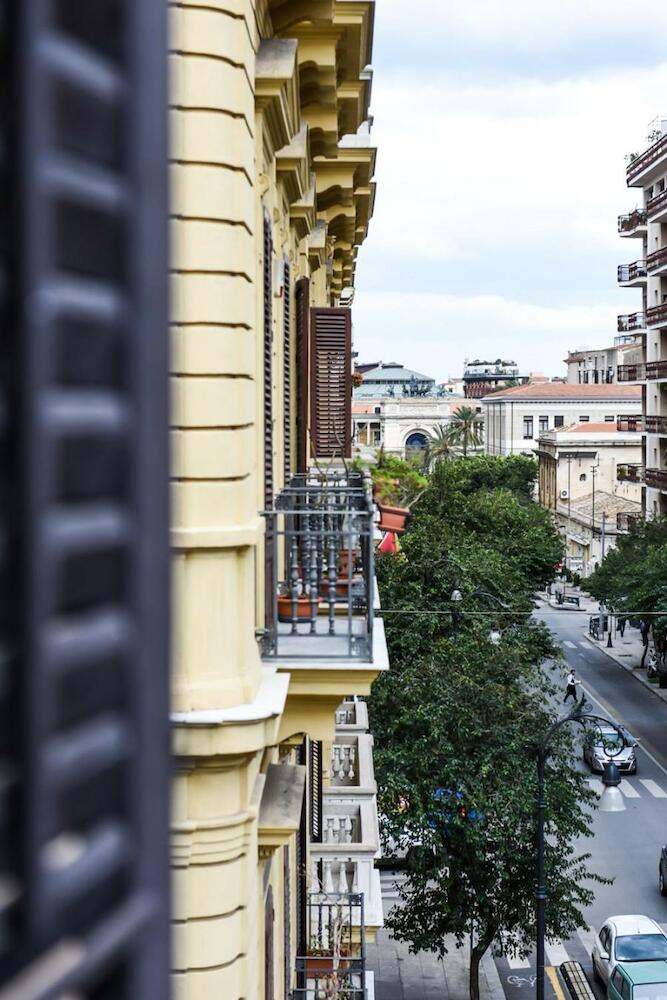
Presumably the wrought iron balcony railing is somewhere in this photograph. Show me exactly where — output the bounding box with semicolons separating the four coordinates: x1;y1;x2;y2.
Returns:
647;247;667;274
617;511;643;531
627;132;667;184
293;893;366;1000
646;361;667;379
617;363;646;382
647;303;667;328
617;415;643;432
648;189;667;220
645;467;667;489
618;209;648;233
618;311;646;333
262;472;374;660
645;415;667;434
617;464;644;483
618;260;647;283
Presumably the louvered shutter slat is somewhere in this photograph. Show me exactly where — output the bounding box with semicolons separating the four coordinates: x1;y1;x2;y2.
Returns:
283;260;292;483
310;307;352;459
295;278;310;473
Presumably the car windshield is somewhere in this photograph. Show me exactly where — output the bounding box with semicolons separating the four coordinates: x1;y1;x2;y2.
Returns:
615;935;667;961
634;987;667;1000
596;732;624;750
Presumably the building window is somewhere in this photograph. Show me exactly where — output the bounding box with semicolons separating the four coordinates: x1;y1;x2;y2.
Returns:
374;406;381;415
578;415;590;422
580;473;587;482
539;416;548;433
604;415;615;422
554;415;564;428
523;417;533;439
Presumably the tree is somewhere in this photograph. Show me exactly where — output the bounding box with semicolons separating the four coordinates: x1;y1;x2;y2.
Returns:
370;456;602;1000
449;405;484;457
424;423;458;469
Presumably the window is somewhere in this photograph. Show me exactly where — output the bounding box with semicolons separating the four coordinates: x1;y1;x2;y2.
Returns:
539;416;548;433
554;416;564;428
600;926;611;952
579;415;590;422
374;406;381;415
620;979;630;1000
580;473;587;482
523;416;533;439
612;970;623;993
615;935;667;962
605;415;615;422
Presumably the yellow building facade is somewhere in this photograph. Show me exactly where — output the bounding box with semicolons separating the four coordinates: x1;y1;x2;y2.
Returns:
169;2;383;997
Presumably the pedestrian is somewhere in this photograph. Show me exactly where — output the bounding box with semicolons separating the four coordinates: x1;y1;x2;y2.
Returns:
564;668;581;703
618;615;627;638
640;619;651;667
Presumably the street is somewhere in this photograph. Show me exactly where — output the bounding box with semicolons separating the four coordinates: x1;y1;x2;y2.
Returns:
368;603;667;1000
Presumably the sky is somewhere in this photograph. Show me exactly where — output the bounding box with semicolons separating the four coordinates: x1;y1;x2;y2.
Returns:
352;0;667;382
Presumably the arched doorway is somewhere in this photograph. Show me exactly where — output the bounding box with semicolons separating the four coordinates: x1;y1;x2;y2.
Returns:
405;431;428;462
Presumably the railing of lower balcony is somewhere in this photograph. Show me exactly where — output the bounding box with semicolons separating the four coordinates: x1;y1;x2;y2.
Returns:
645;415;667;433
294;893;365;1000
617;511;643;531
617;415;643;432
262;473;374;660
617;363;646;382
618;311;646;333
627;132;667;184
648;189;667;219
618;209;648;233
646;360;667;379
645;468;667;489
617;464;645;483
618;260;647;282
647;303;667;328
647;247;667;274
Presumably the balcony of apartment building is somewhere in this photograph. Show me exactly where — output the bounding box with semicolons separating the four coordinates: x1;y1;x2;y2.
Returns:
646;360;667;381
645;414;667;434
617;463;645;484
618;311;646;334
617;511;644;531
646;302;667;330
618;208;648;237
294;892;368;1000
648;188;667;224
618;259;648;287
644;468;667;490
626;129;667;188
617;415;644;432
647;247;667;278
617;362;646;383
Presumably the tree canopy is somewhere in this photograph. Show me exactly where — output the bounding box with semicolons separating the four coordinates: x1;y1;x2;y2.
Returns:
370;456;602;1000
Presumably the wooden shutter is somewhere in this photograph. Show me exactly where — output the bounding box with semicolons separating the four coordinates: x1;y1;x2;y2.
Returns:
295;278;310;473
1;1;170;995
265;885;275;1000
263;214;275;628
310;307;352;459
283;260;292;483
309;740;323;844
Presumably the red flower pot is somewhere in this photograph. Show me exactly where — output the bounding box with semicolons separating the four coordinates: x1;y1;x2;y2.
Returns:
277;594;319;622
377;503;409;534
320;577;354;600
338;548;358;574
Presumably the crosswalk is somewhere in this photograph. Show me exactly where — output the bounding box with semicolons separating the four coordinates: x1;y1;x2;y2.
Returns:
586;775;667;799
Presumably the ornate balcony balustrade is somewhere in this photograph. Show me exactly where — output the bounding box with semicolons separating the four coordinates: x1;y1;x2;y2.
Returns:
294;893;366;1000
262;472;374;660
618;260;647;283
616;511;643;531
617;363;646;382
646;361;667;379
618;209;648;234
618;312;646;333
646;247;667;274
648;189;667;221
646;303;667;328
645;415;667;433
627;132;667;184
617;464;645;484
617;415;643;432
645;467;667;489
335;699;369;732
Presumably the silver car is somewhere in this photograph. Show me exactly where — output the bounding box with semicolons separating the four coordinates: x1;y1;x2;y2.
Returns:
592;915;667;985
583;724;637;774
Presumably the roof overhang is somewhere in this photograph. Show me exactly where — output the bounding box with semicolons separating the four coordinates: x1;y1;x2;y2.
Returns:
255;38;301;158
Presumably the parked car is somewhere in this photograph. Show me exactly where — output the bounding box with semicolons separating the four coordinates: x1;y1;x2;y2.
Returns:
658;846;667;896
608;961;667;1000
593;916;667;986
584;724;638;774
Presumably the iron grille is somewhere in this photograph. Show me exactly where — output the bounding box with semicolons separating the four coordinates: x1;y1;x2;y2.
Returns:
284;259;292;483
310;740;323;845
292;893;366;1000
0;1;170;995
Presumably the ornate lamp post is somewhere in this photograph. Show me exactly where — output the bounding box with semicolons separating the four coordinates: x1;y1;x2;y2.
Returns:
450;587;510;641
534;694;634;1000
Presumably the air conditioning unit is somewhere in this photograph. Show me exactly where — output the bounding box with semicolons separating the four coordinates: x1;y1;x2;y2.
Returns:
560;489;569;499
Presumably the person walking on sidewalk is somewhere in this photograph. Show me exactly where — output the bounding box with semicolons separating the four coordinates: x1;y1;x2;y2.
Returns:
564;669;581;703
618;615;627;638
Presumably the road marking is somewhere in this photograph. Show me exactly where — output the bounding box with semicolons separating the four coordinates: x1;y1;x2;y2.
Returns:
578;926;596;953
619;780;640;798
547;965;568;1000
563;641;577;649
577;687;667;780
579;642;590;649
587;778;603;795
506;953;532;969
640;778;667;798
546;939;570;966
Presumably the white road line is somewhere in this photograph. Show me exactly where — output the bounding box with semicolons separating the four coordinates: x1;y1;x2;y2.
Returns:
587;778;603;795
619;780;641;798
546;938;570;966
578;687;667;781
640;779;667;798
563;641;577;649
578;926;597;953
506;954;532;969
579;642;590;649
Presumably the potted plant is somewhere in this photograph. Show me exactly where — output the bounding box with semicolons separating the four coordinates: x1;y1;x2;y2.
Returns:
277;586;320;622
374;461;427;534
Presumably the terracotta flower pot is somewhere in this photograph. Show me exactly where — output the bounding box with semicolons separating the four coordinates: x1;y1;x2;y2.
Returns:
305;951;350;975
377;503;410;534
338;548;358;573
277;594;319;622
320;577;354;600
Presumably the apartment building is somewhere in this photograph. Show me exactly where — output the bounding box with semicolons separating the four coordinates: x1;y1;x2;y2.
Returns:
564;336;643;385
481;383;642;456
617;118;667;518
170;3;384;999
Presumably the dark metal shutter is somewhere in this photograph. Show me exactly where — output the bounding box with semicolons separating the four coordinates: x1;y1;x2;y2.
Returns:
264;885;275;1000
263;214;275;629
1;1;170;996
309;740;323;844
283;844;291;999
294;740;307;989
283;260;292;484
294;278;310;473
309;307;352;459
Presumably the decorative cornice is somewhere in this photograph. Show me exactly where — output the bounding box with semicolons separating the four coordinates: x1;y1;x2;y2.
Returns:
276;124;310;205
255;38;301;159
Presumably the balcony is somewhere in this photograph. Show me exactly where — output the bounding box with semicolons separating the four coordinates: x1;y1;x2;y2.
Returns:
335;698;369;733
617;415;643;432
645;467;667;490
646;303;667;329
294;893;367;1000
648;188;667;223
617;363;646;382
645;415;667;434
617;511;643;531
646;247;667;276
618;260;647;286
618;209;648;235
627;132;667;186
646;360;667;380
617;464;644;484
618;311;646;333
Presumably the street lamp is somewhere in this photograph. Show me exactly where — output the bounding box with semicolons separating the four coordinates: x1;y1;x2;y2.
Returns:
534;694;633;1000
450;587;511;642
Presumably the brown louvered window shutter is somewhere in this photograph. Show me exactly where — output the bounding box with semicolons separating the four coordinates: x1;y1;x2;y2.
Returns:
294;278;310;473
263;214;275;626
310;307;352;459
309;739;323;844
283;259;292;483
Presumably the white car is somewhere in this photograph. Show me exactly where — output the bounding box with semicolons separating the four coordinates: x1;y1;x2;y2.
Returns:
592;915;667;985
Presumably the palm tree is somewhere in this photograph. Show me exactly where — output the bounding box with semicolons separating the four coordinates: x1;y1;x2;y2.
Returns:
449;405;484;458
424;424;458;470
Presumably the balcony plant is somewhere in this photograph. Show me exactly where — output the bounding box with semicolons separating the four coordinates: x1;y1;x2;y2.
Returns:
277;584;320;623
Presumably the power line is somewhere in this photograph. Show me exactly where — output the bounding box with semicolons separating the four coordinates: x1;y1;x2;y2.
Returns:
375;609;667;616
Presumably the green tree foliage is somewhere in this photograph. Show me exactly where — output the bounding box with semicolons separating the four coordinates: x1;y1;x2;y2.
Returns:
370;456;602;1000
448;405;485;457
587;519;667;641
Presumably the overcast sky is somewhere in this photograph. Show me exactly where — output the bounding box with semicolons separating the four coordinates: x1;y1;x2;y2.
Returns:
352;0;667;381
